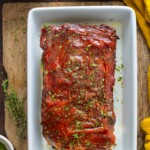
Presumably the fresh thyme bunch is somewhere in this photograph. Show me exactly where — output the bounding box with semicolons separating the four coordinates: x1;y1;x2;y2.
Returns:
2;80;27;139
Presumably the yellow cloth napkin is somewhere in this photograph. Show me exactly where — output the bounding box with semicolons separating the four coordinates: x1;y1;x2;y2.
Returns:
141;119;150;150
124;0;150;48
145;0;150;23
123;1;150;149
141;66;150;150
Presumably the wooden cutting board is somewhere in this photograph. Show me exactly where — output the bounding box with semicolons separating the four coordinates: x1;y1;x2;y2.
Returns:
2;2;150;150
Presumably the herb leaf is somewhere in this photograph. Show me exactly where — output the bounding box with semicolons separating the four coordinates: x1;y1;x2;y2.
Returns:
73;133;79;139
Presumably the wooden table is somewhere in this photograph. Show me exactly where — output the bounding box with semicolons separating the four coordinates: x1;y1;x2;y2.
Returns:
0;0;150;150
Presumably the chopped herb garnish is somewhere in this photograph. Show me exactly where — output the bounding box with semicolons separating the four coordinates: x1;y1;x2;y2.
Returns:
100;109;104;116
79;90;84;98
78;95;81;99
95;121;100;127
48;91;52;95
67;61;71;65
101;78;104;82
117;77;123;82
91;63;97;67
55;34;59;37
44;70;48;75
42;24;48;29
66;68;72;73
69;141;74;146
87;44;91;47
86;141;91;146
41;60;44;69
121;64;124;68
59;45;62;49
116;64;124;72
47;27;52;32
14;27;20;39
86;44;91;51
22;28;26;34
76;121;82;130
115;67;120;72
112;143;117;148
90;83;93;86
73;133;79;139
20;17;25;23
52;94;55;100
78;110;83;114
64;106;69;111
88;101;93;108
101;56;104;59
15;38;18;42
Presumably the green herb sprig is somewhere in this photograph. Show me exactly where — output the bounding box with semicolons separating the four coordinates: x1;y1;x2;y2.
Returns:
2;80;27;139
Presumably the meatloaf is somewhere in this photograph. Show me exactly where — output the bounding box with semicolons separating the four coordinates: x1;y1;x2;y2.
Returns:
40;23;117;150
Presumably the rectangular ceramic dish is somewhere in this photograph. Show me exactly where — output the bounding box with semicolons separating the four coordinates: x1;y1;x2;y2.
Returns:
27;6;137;150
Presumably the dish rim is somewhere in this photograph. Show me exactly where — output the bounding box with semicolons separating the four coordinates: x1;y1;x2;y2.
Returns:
27;6;137;150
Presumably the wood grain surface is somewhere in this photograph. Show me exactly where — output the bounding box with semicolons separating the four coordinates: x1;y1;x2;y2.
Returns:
2;2;150;150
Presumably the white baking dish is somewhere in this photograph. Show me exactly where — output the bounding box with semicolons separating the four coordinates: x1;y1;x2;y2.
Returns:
27;6;137;150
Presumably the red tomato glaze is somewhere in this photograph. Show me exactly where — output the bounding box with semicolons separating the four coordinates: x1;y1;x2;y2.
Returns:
40;24;117;150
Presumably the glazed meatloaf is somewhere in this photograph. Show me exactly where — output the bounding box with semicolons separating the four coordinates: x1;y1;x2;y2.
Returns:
40;23;117;150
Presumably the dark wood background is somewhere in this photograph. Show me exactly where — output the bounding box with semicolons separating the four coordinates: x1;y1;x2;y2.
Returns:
1;0;150;150
3;1;150;150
